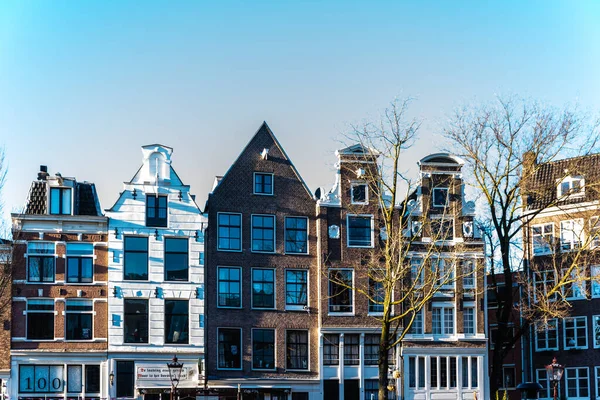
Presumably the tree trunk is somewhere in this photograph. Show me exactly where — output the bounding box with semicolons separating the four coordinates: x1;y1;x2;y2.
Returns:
378;320;391;400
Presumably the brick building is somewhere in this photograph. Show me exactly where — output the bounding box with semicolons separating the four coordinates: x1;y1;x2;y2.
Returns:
204;123;319;399
0;239;12;398
10;166;109;400
316;149;488;400
106;145;206;400
522;153;600;400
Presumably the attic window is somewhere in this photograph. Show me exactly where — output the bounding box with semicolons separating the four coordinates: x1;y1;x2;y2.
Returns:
558;176;584;198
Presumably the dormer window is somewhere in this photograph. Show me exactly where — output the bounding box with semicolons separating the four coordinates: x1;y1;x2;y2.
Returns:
432;188;449;207
254;173;273;195
146;195;168;227
351;183;368;204
49;187;72;215
558;176;584;198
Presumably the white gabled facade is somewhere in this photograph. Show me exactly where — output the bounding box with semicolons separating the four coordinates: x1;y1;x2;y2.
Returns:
106;145;207;399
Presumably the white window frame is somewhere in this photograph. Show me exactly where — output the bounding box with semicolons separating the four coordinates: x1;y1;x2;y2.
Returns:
408;309;424;335
253;172;274;195
536;368;555;400
368;273;385;315
410;258;424;287
590;216;600;249
217;212;242;252
532;223;554;256
66;243;95;284
25;299;56;341
350;182;369;205
592;315;600;349
463;305;476;335
592;265;600;298
251;214;276;253
285;269;309;311
251;328;276;371
285;329;310;371
328;269;354;315
564;316;588;350
565;367;590;400
284;216;309;255
251;267;276;310
432;187;449;207
217;266;242;309
533;270;556;303
594;366;600;400
462;259;476;289
534;318;559;352
562;267;586;300
432;303;455;336
430;217;455;242
346;214;374;248
27;241;56;283
217;327;243;371
560;219;584;252
64;299;94;341
432;258;455;289
557;175;585;198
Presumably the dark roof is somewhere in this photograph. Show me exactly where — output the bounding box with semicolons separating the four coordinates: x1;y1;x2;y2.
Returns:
25;181;47;215
76;182;101;216
23;180;102;216
526;153;600;210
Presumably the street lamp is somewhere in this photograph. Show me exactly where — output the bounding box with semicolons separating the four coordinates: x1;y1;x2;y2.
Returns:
545;357;565;400
167;355;184;400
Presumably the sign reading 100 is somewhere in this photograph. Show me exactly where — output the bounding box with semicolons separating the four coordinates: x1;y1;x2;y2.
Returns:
19;366;64;393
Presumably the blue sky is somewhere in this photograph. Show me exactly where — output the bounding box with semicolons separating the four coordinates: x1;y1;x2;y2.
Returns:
0;1;599;224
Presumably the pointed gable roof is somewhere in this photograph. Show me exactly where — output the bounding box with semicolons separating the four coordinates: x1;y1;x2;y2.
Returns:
213;122;313;199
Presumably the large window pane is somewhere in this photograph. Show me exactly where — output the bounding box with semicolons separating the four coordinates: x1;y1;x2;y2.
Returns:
124;299;148;343
252;268;275;308
124;236;148;280
285;217;308;254
347;216;372;247
252;215;275;252
218;213;242;251
286;270;308;308
253;329;275;369
218;328;242;369
165;238;189;281
165;300;189;344
286;330;309;370
218;267;241;307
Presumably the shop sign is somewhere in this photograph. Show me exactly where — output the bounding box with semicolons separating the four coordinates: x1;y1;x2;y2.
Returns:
136;364;198;387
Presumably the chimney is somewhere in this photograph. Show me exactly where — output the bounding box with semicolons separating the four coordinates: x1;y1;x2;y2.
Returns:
37;165;49;181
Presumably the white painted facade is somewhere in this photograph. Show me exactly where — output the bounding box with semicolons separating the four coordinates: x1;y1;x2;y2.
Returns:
106;145;206;399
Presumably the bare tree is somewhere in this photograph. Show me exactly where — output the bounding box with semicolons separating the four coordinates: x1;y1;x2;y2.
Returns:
444;95;599;398
328;98;482;399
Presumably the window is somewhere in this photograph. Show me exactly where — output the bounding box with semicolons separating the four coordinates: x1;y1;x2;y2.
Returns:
27;242;55;282
218;328;242;369
364;334;379;365
535;319;558;351
429;356;457;389
344;334;360;365
536;369;552;399
85;365;100;393
593;265;600;297
351;183;368;204
490;324;515;350
165;300;188;344
67;365;82;392
116;361;134;398
252;268;275;309
164;238;188;281
558;176;584;198
501;366;516;389
218;213;242;251
408;356;426;389
218;267;241;308
19;365;63;393
323;334;339;365
565;367;589;399
408;310;423;334
66;243;93;283
534;270;556;302
65;300;93;340
560;219;583;251
254;173;273;195
463;307;475;335
286;330;309;370
432;187;449;207
590;217;600;249
562;267;585;299
410;258;424;286
286;270;308;310
124;299;148;343
49;187;72;215
595;367;600;400
285;217;308;254
564;316;587;349
146;195;167;227
347;215;373;247
369;276;384;313
593;316;600;348
328;270;353;313
462;357;479;389
26;299;54;340
432;306;454;335
462;260;475;288
252;329;275;370
432;258;454;288
532;223;554;255
431;218;454;240
123;236;148;281
252;215;275;252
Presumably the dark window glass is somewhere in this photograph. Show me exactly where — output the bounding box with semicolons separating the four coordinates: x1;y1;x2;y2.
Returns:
329;270;353;313
165;238;188;281
344;334;360;365
352;184;367;203
347;216;372;247
67;257;93;283
431;219;454;240
433;188;449;207
165;300;189;344
285;217;308;254
252;215;275;252
369;277;384;313
85;365;100;393
252;329;275;369
26;300;54;340
286;270;308;307
286;330;309;370
146;195;168;227
28;257;55;282
218;267;241;307
252;268;275;308
124;299;148;343
124;236;148;280
65;301;93;340
218;328;242;369
323;334;339;365
116;361;134;398
218;213;242;251
254;173;273;195
50;187;72;215
364;334;379;365
292;393;309;400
